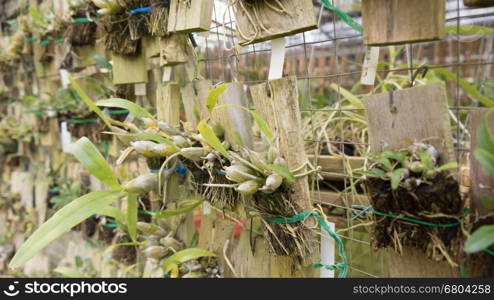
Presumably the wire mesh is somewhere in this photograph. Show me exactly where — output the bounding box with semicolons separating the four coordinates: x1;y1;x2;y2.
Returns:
193;0;494;277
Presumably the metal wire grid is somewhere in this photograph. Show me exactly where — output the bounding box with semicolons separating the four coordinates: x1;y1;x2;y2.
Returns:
195;0;494;277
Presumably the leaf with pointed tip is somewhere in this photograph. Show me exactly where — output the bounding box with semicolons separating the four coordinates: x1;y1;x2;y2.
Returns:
9;189;123;268
97;98;153;119
127;193;138;242
162;248;216;274
206;83;228;112
68;75;112;128
67;137;121;188
464;225;494;253
198;120;229;157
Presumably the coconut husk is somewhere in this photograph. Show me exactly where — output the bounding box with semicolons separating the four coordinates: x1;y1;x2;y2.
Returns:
120;0;152;40
367;172;464;265
100;14;140;56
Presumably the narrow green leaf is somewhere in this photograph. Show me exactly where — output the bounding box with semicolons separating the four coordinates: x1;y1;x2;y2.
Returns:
381;151;406;162
464;225;494;253
156;199;203;218
433;68;494;107
474;148;494;178
477;111;494;153
329;83;364;109
211;104;273;143
268;164;295;183
446;25;494;36
99;206;126;224
9;189;123;268
68;75;112;128
91;55;113;70
163;248;216;274
206;83;228;112
102;131;175;146
375;157;393;170
97;98;153;119
127;194;138;242
418;150;434;170
391;168;407;190
437;162;458;172
54;266;87;278
250;110;274;143
67;137;121;188
198;120;230;157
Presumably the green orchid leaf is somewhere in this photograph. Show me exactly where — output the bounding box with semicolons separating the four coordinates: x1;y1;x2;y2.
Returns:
67;137;121;188
163;248;216;274
9;189;123;268
391;168;407;190
206;83;228;112
464;225;494;253
268;164;295;183
97;98;153;119
198;120;229;157
474;148;494;178
68;75;112;128
127;193;138;243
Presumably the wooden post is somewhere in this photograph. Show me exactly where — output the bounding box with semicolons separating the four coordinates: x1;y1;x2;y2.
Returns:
363;83;459;277
362;0;445;46
182;80;212;128
167;0;213;34
250;76;316;277
232;0;317;46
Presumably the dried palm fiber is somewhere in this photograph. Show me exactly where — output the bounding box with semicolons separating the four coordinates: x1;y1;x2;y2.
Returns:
120;0;152;40
230;0;294;45
64;2;99;46
0;31;26;69
149;0;170;37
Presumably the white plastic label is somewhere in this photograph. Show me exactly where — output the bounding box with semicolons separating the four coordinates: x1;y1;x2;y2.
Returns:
360;47;380;86
203;202;212;215
60;122;72;153
320;222;336;278
60;69;70;88
135;83;147;96
162;67;173;82
269;38;286;80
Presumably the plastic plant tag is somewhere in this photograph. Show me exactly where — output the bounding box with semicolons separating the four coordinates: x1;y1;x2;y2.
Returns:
320;222;336;278
60;69;70;88
269;38;286;80
60;122;72;153
360;46;380;85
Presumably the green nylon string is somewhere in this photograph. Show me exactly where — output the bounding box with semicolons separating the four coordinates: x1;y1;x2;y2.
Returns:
55;38;65;44
27;37;39;43
73;17;91;23
67;118;98;124
265;211;348;278
110;109;129;115
40;39;51;46
320;0;363;33
103;140;109;158
484;248;494;257
372;209;463;228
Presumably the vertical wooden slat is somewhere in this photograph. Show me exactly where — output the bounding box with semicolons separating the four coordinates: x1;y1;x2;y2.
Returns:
250;76;316;277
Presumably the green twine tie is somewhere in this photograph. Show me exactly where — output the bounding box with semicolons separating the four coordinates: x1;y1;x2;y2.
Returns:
265;211;349;278
73;17;91;23
320;0;363;33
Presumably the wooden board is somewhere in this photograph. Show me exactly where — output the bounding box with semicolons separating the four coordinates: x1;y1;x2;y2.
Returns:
250;76;316;277
362;0;445;46
364;83;454;165
363;83;459;277
167;0;214;34
160;34;192;66
233;0;317;46
470;109;494;215
464;0;494;7
112;48;148;85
